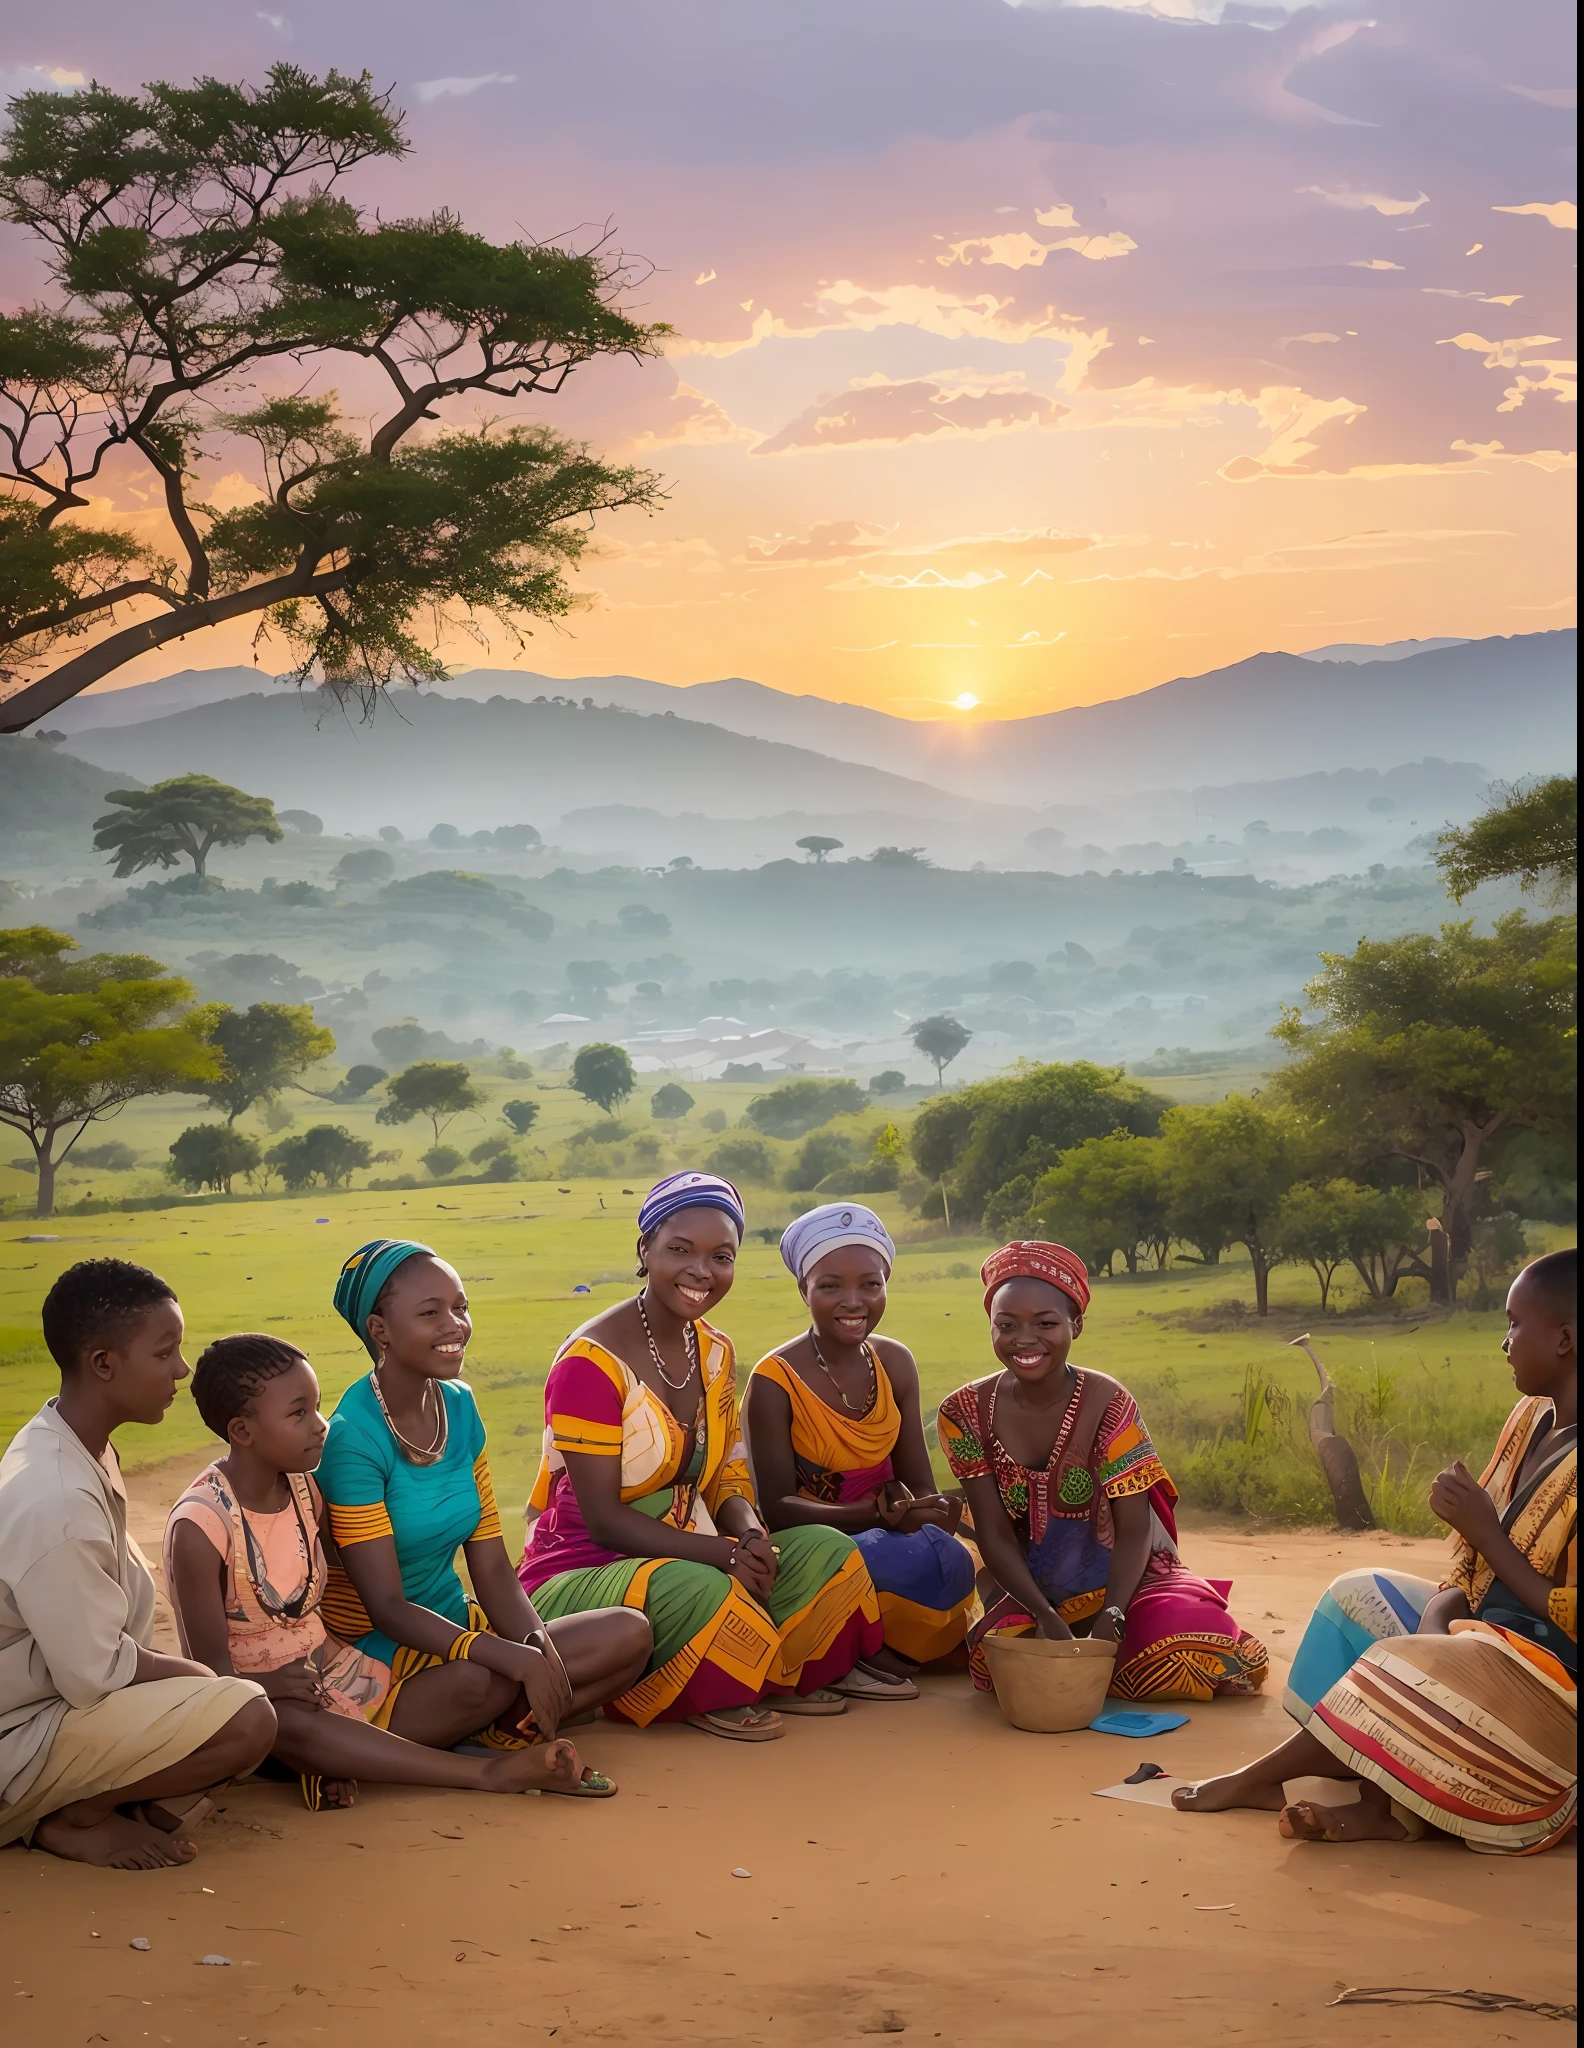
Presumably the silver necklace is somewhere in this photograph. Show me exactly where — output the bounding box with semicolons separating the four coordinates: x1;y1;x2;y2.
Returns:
636;1294;699;1392
809;1331;877;1416
371;1367;448;1465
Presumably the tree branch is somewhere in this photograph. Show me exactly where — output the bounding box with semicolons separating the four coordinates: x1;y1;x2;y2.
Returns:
0;563;352;731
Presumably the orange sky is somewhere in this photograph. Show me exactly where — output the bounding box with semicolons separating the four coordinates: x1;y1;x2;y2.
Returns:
5;3;1576;721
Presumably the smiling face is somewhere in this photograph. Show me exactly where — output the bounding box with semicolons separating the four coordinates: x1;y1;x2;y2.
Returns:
1502;1263;1577;1401
801;1243;890;1347
989;1275;1083;1387
95;1297;190;1427
365;1254;472;1379
640;1205;740;1321
229;1355;329;1473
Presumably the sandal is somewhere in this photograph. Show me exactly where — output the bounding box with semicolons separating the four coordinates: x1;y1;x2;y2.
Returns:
300;1775;358;1812
686;1704;786;1742
832;1665;920;1701
541;1766;618;1799
773;1688;849;1716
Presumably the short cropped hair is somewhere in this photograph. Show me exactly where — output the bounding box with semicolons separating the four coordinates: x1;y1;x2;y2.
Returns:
41;1259;177;1373
1520;1246;1577;1322
190;1333;308;1441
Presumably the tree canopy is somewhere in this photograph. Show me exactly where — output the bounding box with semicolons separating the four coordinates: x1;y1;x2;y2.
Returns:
376;1059;484;1143
1272;913;1576;1298
92;773;283;878
650;1082;695;1121
746;1076;866;1139
1436;775;1576;905
571;1041;636;1116
1158;1097;1294;1316
0;925;219;1213
910;1013;972;1084
911;1058;1167;1219
167;1121;261;1194
203;1000;335;1121
0;65;665;728
796;836;843;862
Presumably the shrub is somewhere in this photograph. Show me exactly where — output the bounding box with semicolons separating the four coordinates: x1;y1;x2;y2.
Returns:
747;1078;867;1139
868;1070;906;1096
332;1063;387;1102
422;1144;465;1178
334;848;396;883
266;1124;372;1191
707;1135;778;1183
651;1082;695;1121
469;1134;516;1165
701;1108;727;1134
73;1140;140;1172
502;1098;540;1136
788;1129;856;1191
167;1124;262;1194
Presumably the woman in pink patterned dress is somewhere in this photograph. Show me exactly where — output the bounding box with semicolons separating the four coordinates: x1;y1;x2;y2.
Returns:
936;1242;1268;1702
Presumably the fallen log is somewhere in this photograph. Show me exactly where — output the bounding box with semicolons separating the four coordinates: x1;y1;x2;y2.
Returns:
1290;1333;1376;1530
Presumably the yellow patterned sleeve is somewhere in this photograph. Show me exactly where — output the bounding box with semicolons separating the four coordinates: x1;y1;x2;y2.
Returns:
470;1452;504;1543
1547;1585;1576;1640
328;1500;394;1548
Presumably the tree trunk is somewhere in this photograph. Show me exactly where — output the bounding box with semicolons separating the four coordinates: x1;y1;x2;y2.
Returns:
1292;1335;1375;1529
35;1145;56;1219
1316;1264;1332;1311
191;845;208;878
1427;1219;1452;1305
1250;1242;1270;1316
1350;1253;1383;1299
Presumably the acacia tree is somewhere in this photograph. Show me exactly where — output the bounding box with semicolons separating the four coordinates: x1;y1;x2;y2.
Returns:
1272;915;1575;1300
1030;1131;1171;1275
910;1013;972;1086
571;1041;635;1116
203;1001;336;1121
796;836;843;863
1159;1097;1293;1316
0;926;220;1214
1436;775;1576;905
376;1059;484;1143
0;66;665;729
93;773;283;878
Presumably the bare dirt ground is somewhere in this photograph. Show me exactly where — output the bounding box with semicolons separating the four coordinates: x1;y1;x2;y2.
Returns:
2;1472;1574;2048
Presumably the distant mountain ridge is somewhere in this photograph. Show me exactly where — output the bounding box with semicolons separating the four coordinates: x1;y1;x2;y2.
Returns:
39;630;1574;805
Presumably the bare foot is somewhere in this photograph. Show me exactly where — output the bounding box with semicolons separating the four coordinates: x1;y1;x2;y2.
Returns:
860;1647;918;1682
482;1738;603;1796
1280;1785;1410;1843
319;1778;357;1810
1172;1770;1286;1813
34;1808;196;1870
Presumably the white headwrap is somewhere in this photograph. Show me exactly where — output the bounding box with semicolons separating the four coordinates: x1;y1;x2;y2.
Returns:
779;1202;896;1283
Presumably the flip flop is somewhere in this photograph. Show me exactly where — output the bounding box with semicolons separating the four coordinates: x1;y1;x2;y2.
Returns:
541;1767;618;1799
773;1688;849;1716
300;1775;358;1812
832;1666;920;1701
686;1705;786;1742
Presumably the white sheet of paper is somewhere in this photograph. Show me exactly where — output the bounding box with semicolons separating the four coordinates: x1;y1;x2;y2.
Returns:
1093;1776;1182;1807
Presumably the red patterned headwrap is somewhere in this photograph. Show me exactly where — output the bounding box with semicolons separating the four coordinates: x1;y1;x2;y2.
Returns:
980;1241;1091;1317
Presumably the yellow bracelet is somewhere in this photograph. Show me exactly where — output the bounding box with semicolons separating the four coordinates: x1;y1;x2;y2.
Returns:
447;1630;482;1663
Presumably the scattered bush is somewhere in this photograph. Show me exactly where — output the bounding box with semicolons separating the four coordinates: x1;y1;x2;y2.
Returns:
701;1108;727;1134
267;1124;372;1191
651;1083;695;1121
422;1144;465;1179
334;848;396;884
502;1098;540;1136
332;1063;387;1102
72;1140;140;1172
868;1070;906;1096
788;1129;856;1192
167;1124;262;1194
747;1078;866;1139
707;1135;778;1184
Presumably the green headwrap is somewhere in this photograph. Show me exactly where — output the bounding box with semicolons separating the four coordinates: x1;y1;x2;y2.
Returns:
333;1238;436;1361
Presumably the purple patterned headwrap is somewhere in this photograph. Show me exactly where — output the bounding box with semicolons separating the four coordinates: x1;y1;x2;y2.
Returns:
636;1171;746;1240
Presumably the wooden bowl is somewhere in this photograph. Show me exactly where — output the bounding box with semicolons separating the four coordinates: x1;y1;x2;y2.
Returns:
983;1633;1117;1732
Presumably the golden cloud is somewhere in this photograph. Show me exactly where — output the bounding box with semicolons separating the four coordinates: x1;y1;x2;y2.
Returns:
752;376;1069;455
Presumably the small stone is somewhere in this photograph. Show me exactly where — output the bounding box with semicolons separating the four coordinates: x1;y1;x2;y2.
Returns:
200;1954;233;1967
731;1867;751;1879
129;1939;151;1952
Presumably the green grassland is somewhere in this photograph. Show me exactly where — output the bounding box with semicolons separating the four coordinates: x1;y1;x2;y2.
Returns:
2;1171;1560;1545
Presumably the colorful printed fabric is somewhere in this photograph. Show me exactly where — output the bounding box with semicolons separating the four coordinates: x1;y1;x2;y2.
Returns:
332;1238;436;1360
1444;1395;1577;1650
748;1349;974;1660
520;1324;756;1587
316;1374;500;1668
637;1172;745;1240
779;1203;895;1281
980;1241;1091;1316
1284;1567;1440;1722
163;1464;388;1719
532;1523;881;1724
1310;1621;1576;1855
937;1370;1268;1702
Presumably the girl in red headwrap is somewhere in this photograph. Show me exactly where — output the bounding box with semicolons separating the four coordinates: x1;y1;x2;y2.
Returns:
936;1242;1269;1702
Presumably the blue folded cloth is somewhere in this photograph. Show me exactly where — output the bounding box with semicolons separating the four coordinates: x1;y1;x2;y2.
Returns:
1088;1709;1190;1737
